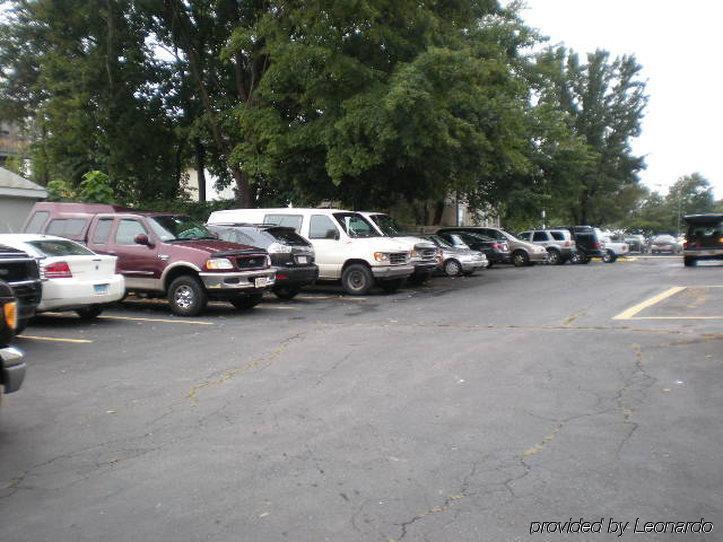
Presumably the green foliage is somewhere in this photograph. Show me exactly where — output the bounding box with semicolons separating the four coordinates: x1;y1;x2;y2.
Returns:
46;180;76;202
79;170;115;204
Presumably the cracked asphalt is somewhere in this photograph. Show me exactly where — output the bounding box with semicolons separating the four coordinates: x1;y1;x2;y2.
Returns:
1;257;722;541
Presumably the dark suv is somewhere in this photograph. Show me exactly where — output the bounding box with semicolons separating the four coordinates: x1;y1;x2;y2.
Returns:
0;244;42;332
553;226;606;263
24;202;277;316
683;213;723;267
207;223;319;299
1;280;26;400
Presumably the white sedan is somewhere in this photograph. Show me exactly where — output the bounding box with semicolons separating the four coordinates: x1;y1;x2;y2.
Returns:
0;234;125;319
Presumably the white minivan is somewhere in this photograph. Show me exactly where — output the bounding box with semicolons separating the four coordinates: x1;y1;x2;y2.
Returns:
207;208;414;295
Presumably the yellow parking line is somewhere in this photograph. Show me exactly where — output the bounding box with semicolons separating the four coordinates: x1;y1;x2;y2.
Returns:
612;286;686;320
19;335;93;344
99;315;213;325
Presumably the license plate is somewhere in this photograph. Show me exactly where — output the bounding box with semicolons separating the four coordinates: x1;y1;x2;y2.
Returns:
254;277;268;288
94;284;109;294
296;256;308;264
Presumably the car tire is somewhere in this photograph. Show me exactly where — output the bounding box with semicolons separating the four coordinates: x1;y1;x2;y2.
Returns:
341;263;374;295
546;249;562;265
379;278;404;294
273;286;301;300
168;275;208;317
684;256;697;267
76;305;103;320
603;250;617;263
512;250;529;267
231;293;264;310
444;259;462;277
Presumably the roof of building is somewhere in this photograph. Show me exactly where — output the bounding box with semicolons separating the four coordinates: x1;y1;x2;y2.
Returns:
0;166;48;199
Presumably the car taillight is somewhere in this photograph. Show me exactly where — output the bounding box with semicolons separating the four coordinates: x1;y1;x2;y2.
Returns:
592;241;602;250
44;261;73;278
3;301;17;330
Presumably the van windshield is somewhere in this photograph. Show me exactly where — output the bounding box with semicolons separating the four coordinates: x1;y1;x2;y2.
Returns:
369;214;404;236
332;213;379;238
149;216;218;241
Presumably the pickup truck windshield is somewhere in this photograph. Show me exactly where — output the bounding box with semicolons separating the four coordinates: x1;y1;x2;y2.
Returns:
150;216;217;242
332;213;379;238
370;214;403;236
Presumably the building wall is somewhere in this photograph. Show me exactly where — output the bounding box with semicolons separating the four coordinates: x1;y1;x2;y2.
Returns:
0;196;36;232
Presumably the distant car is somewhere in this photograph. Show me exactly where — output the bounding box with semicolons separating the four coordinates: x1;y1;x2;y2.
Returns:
1;280;26;401
0;234;125;319
438;227;548;267
436;231;510;267
683;213;723;267
517;229;576;265
207;223;319;299
423;235;487;276
597;230;629;263
650;234;680;254
0;243;42;332
553;226;606;263
624;234;646;253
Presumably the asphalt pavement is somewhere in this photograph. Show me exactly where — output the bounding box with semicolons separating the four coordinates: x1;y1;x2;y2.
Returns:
1;256;721;541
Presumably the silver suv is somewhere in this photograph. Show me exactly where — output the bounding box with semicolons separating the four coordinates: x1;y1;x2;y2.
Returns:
518;229;576;265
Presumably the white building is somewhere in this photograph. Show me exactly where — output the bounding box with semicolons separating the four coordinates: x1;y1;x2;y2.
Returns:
0;167;47;232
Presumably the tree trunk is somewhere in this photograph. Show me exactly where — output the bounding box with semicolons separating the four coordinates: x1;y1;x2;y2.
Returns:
195;139;206;203
231;166;252;207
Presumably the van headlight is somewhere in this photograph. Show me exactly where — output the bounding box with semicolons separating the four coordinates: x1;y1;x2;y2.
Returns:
374;252;389;262
205;258;234;270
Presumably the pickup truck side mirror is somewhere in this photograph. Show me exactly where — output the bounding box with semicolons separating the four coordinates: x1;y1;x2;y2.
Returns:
134;233;153;247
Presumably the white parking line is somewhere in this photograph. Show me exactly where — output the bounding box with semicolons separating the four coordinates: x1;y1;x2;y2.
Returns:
99;315;214;325
612;287;686;320
18;335;93;344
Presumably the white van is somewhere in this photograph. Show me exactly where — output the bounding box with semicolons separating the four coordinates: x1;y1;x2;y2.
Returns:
358;212;439;284
207;208;414;295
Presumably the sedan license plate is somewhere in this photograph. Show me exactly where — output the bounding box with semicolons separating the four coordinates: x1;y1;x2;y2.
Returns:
254;277;268;288
94;284;109;295
296;256;308;264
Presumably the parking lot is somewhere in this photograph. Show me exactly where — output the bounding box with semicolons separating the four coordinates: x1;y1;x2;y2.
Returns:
1;257;722;541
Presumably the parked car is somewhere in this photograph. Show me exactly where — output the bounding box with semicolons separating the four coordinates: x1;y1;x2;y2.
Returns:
650;234;681;254
437;227;548;267
683;213;723;267
24;203;277;316
436;231;510;267
358;212;440;284
624;234;647;253
207;223;319;299
553;226;606;263
423;235;487;276
1;280;26;402
0;244;42;332
597;230;629;263
0;234;125;319
517;229;576;265
207;208;413;295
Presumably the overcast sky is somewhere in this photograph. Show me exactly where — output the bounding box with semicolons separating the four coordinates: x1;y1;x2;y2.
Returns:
521;0;723;198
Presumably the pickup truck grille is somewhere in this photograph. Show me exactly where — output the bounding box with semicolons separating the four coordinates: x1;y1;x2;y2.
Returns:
389;252;408;265
236;255;268;270
417;248;437;262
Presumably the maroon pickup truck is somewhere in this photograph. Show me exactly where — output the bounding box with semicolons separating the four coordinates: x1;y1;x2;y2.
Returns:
23;202;276;316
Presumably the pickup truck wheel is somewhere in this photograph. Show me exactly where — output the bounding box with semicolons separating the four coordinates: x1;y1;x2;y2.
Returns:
273;286;301;300
603;250;617;263
547;248;562;265
379;278;404;293
76;305;103;320
231;293;264;310
341;264;373;295
512;250;529;267
444;259;462;277
168;275;207;316
684;256;697;267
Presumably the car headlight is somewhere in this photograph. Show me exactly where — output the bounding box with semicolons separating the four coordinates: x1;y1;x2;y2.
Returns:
267;242;292;254
205;258;234;270
3;301;17;331
374;252;389;262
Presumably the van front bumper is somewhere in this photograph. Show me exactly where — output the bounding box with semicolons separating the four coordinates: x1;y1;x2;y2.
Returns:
1;346;26;394
371;264;415;279
200;269;277;291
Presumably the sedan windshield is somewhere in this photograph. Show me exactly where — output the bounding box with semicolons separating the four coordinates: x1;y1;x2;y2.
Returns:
370;214;404;236
150;216;217;241
428;235;453;249
332;213;379;238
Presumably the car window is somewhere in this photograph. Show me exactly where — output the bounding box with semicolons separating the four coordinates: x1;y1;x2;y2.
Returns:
686;222;722;239
309;215;340;240
332;213;378;238
267;227;310;246
27;239;94;257
550;231;565;241
532;232;548;242
25;211;49;233
518;232;531;241
91;218;114;244
264;214;303;232
46;218;88;238
115;219;148;245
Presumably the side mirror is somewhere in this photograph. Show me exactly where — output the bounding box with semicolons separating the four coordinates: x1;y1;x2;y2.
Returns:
134;233;152;246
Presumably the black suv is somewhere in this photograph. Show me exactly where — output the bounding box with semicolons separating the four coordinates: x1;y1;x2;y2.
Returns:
0;244;42;332
207;223;319;299
1;280;26;399
683;213;723;267
553;226;606;263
